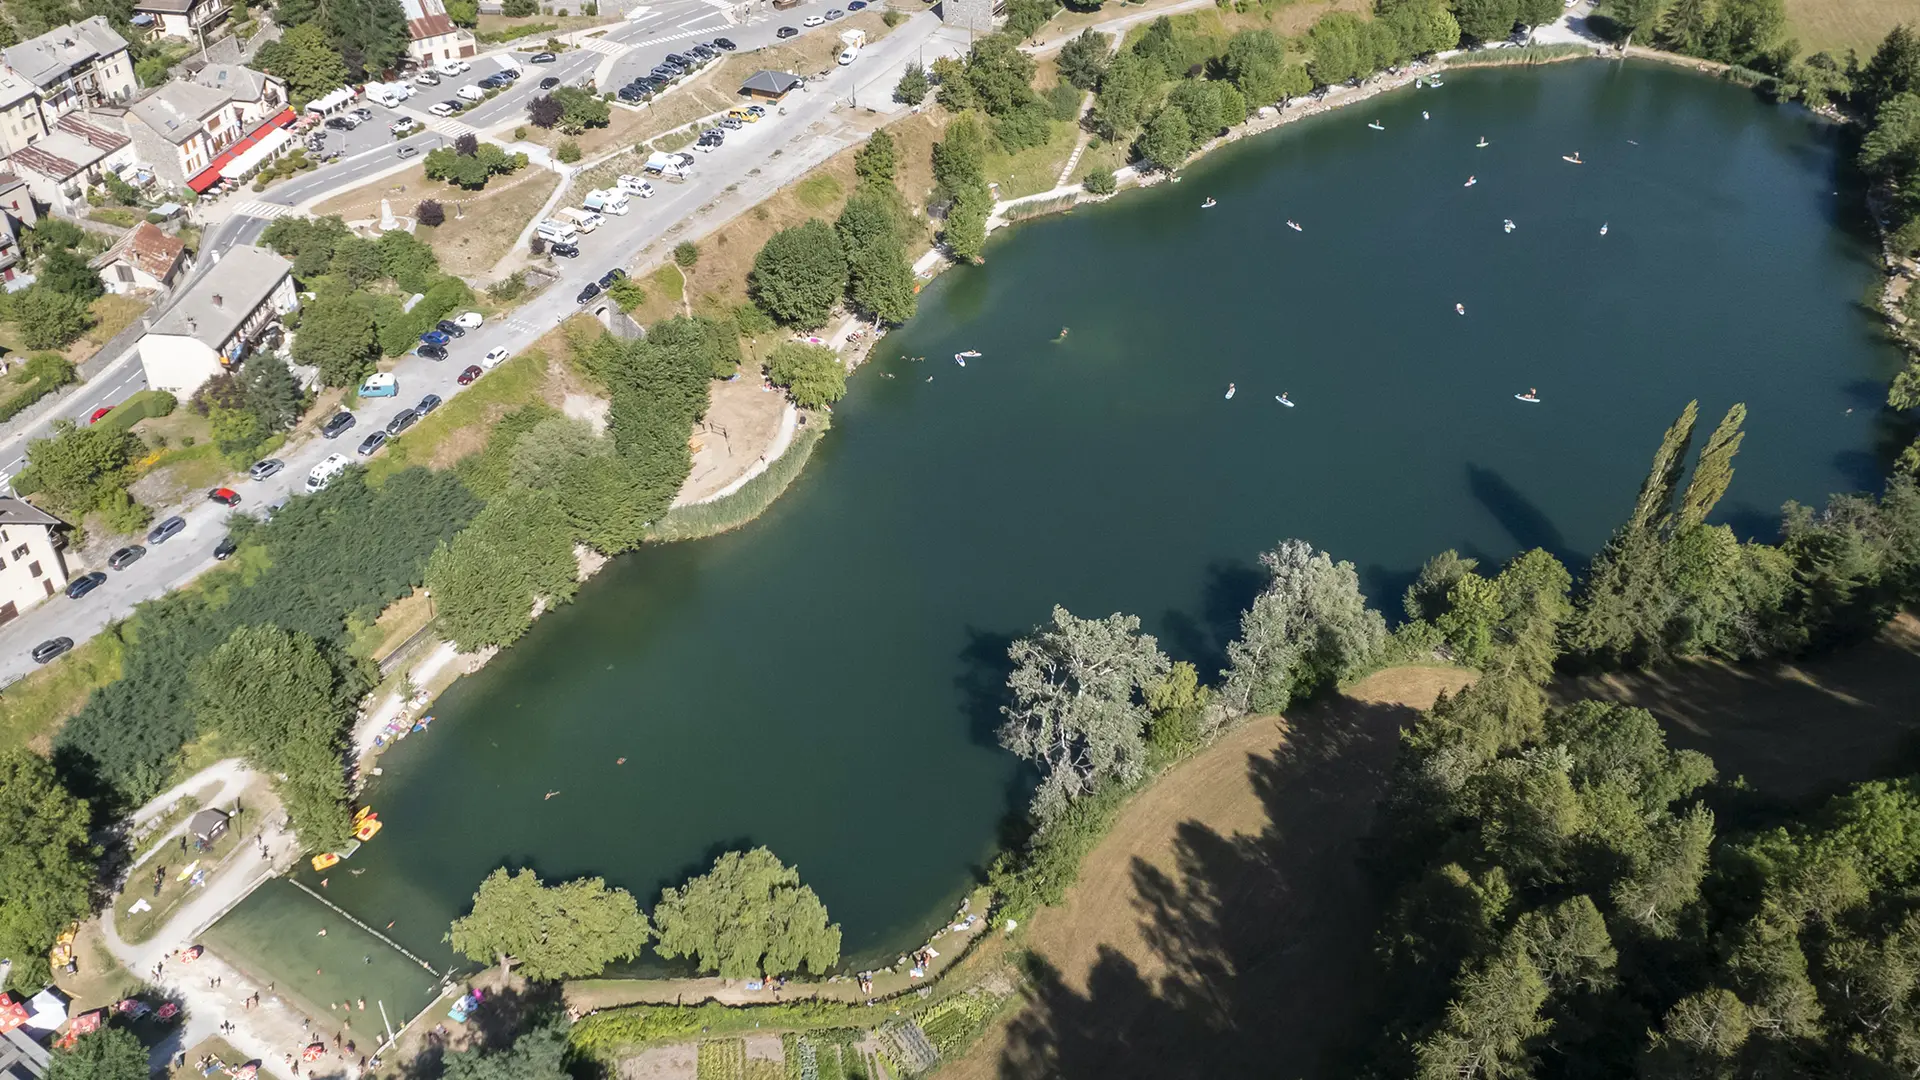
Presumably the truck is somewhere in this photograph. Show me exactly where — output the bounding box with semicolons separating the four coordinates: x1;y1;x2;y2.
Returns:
582;189;630;215
616;174;657;198
556;207;604;233
367;82;409;107
535;218;579;244
643;151;694;180
838;27;865;65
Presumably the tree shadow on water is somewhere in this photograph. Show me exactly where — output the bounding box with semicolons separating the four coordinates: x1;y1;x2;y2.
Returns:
956;627;1018;750
1158;559;1266;677
1466;464;1570;562
996;694;1424;1079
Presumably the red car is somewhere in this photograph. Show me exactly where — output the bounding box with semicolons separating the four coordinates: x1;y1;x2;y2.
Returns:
207;487;242;506
457;365;482;385
88;406;114;424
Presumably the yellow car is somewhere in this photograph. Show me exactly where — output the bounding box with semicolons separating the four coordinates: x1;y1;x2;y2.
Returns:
728;108;759;124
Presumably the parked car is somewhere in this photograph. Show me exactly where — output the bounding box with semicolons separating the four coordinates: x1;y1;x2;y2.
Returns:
550;240;580;258
458;365;483;385
147;515;186;545
499;67;521;80
721;115;744;129
396;144;420;159
478;74;505;89
539;76;561;89
207;487;241;506
713;37;736;49
665;52;692;66
88;405;114;423
431;100;463;116
416;393;443;415
107;545;146;571
415;71;441;85
482;347;511;369
357;431;388;456
436;319;466;338
576;282;602;304
847;1;865;8
618;85;647;103
65;572;106;600
691;44;717;59
325;115;359;130
454;311;484;329
803;14;825;26
320;410;356;439
386;408;419;436
32;638;73;665
420;329;451;347
530;51;557;62
418;342;448;361
352;106;374;120
391;117;419;134
249;458;284;481
213;536;238;560
598;268;627;288
825;8;844;18
747;104;768;117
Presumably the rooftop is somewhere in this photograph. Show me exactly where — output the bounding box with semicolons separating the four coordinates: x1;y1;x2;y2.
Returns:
398;0;462;41
146;244;290;346
0;498;61;528
128;80;230;143
90;221;187;281
133;0;209;14
2;17;129;90
740;70;803;95
190;64;273;103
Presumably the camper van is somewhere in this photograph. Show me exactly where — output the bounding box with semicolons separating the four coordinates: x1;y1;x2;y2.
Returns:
642;151;694;180
306;454;351;493
616;174;657;198
556;207;604;233
582;189;630;215
535;219;579;244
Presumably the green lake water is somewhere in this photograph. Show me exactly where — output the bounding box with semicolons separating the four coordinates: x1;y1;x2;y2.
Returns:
286;59;1905;976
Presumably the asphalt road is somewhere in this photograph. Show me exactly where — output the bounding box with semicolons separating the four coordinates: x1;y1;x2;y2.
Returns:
0;12;945;684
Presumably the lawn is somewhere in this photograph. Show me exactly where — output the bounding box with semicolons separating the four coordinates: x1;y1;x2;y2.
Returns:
346;587;436;663
312;165;563;278
365;350;557;480
1782;0;1912;56
0;629;124;753
0;293;151;368
982;119;1082;199
115;819;249;945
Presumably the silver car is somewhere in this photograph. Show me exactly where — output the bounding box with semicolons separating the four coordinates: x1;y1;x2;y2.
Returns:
249;458;285;481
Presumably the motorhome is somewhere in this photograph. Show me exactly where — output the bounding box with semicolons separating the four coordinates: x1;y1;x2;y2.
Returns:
643;151;694;180
535;219;579;243
306;454;351;493
582;189;630;215
556;207;604;233
616;174;657;198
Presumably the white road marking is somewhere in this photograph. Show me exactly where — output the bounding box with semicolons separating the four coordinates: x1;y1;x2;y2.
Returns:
231;200;299;220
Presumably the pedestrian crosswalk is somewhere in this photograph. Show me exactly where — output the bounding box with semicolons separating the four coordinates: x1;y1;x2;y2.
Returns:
232;200;300;220
577;36;631;56
424;116;480;140
499;315;545;335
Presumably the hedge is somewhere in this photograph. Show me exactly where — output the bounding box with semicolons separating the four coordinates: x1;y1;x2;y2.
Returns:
0;353;77;423
96;389;178;432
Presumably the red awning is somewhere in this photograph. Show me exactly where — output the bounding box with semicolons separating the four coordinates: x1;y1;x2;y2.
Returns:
186;107;298;193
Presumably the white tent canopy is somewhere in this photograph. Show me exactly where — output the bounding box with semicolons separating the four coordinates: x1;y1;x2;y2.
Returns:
306;85;355;114
221;126;292;179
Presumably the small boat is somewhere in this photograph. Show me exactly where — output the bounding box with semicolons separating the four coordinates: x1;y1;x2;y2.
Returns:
1599;222;1609;235
1367;121;1384;130
1562;152;1583;164
1476;136;1489;147
1286;220;1302;232
1503;219;1515;233
954;349;979;366
1201;197;1216;208
1464;176;1477;187
1275;393;1294;407
1455;303;1466;315
956;350;981;358
1422;110;1430;119
1224;383;1237;399
1427;76;1444;87
1515;388;1541;403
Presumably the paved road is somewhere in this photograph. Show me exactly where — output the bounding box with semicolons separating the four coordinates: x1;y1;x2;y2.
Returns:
0;13;944;685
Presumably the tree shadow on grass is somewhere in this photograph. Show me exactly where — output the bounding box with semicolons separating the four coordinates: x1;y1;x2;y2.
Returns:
994;692;1422;1079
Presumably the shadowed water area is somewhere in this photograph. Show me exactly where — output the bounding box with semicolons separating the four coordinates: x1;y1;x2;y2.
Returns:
263;59;1902;978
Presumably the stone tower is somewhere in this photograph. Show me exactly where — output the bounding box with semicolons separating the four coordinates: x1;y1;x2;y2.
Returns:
942;0;997;36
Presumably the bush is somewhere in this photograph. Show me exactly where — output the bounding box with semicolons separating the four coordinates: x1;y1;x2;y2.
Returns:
883;8;904;26
765;342;846;409
502;0;535;15
416;199;445;227
1045;81;1082;122
1082;167;1116;195
673;241;699;268
488;271;529;301
557;140;583;163
96;389;177;433
0;353;77;423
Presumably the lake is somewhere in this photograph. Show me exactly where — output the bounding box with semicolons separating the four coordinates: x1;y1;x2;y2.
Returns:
296;58;1903;974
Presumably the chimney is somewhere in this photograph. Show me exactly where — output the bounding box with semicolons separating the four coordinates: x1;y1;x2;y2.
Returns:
211;293;222;307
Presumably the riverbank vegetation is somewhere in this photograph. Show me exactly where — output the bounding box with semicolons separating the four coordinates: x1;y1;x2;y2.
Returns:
649;418;827;543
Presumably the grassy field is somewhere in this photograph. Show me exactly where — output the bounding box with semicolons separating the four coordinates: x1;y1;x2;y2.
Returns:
0;630;124;753
313;164;562;278
116;822;248;944
346;588;436;663
1781;0;1911;56
364;351;555;481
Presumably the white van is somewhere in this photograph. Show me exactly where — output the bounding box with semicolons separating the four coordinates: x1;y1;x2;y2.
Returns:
305;453;351;493
535;218;579;243
616;174;656;198
369;83;404;107
437;58;470;76
556;207;603;233
457;84;486;103
582;189;629;215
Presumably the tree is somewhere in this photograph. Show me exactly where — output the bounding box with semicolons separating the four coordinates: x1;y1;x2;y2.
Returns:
1083;167;1116;195
748;219;847;328
0;751;94;991
13;420;135;519
836;192;915;324
44;1027;147;1080
1058;28;1111;90
327;0;409;78
425;491;579;650
1859;24;1920;113
673;241;700;268
11;287;93;350
38;248;103;300
208;406;265;466
999;606;1171;825
527;92;564;128
652;848;842;978
441;1021;569;1080
450;867;652;980
1306;11;1371;84
1411;932;1550;1080
1137;105;1193;170
424;143;527;189
1450;0;1518;44
255;22;348;108
1224;29;1291;104
1607;0;1667;40
893;62;929;105
606;277;645;311
765;342;846;409
1380;0;1462;55
291;292;379;387
416;198;445;227
1514;0;1562;29
1091;50;1158;139
854;130;896;184
1220;539;1386;718
550;85;610;132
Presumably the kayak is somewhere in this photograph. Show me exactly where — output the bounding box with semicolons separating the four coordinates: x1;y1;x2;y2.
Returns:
1515;394;1541;403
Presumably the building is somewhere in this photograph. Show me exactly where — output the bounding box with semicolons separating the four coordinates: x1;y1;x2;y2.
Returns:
0;498;68;624
0;175;33;286
188;807;229;847
122;64;290;188
132;0;229;42
0;75;49;159
9;112;133;216
0;1025;49;1080
90;221;190;294
399;0;475;66
136;244;295;397
0;18;135;121
941;0;1003;33
739;70;803;100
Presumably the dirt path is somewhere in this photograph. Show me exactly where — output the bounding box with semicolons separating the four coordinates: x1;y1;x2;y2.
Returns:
942;666;1471;1080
